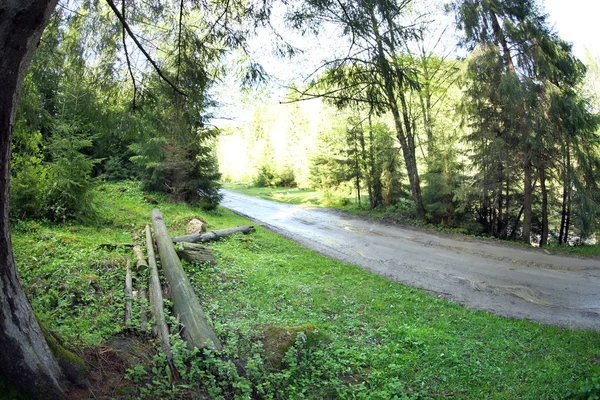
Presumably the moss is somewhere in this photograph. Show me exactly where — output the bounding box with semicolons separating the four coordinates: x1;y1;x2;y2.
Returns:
259;324;323;371
38;320;89;385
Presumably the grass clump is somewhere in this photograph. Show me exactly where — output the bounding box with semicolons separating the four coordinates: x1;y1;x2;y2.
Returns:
11;181;600;399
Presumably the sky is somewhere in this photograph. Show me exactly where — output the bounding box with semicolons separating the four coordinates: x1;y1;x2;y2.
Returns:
543;0;600;60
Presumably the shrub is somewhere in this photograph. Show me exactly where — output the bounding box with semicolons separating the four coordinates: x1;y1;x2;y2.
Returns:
44;121;98;221
10;126;49;220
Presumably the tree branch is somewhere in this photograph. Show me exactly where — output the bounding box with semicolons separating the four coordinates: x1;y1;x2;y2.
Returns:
105;0;187;97
176;0;184;84
122;0;137;109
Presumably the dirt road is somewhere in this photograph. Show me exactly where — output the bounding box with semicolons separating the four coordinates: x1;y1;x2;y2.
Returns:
221;190;600;332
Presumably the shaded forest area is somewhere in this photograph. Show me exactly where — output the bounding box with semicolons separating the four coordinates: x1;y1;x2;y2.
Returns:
10;0;224;224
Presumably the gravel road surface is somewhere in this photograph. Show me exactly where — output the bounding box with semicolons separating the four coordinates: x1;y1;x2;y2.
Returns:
221;190;600;332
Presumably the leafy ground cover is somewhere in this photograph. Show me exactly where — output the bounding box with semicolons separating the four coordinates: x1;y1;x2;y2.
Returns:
11;181;600;399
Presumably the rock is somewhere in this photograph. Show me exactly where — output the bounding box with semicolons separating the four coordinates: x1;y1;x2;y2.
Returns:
259;324;323;371
186;218;207;234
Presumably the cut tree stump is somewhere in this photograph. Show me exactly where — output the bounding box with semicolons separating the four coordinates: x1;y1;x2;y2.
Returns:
176;242;216;265
171;226;255;243
145;225;175;364
152;209;222;351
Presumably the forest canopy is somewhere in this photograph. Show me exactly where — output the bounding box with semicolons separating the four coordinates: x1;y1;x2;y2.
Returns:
10;0;600;247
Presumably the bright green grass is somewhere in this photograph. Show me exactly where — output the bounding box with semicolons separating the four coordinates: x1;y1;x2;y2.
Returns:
11;181;600;399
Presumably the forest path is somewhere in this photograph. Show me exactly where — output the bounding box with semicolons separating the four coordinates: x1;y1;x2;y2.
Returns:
221;190;600;332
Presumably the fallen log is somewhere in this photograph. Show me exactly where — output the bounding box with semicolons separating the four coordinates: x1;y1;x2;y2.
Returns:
152;209;222;351
124;258;133;330
133;245;148;269
171;226;254;244
176;242;216;265
145;225;175;364
139;288;148;334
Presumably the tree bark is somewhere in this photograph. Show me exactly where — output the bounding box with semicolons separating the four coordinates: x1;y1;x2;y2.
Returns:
559;144;569;245
564;180;572;246
0;0;72;398
539;164;549;247
172;226;254;243
152;209;222;351
521;122;533;245
145;225;174;363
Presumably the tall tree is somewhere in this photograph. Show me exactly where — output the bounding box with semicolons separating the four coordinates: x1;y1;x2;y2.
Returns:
0;0;73;397
287;0;427;219
453;0;587;243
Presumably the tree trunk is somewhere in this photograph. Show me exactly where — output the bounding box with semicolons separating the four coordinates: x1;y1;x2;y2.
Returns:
559;145;569;245
539;164;549;247
368;113;382;209
496;160;504;237
151;209;222;351
521;125;533;245
369;9;425;219
0;0;73;398
489;9;532;244
564;180;572;246
171;226;254;243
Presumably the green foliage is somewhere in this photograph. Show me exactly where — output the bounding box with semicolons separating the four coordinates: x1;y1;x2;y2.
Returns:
570;373;600;400
10;119;98;222
10;122;48;220
10;1;226;221
252;164;297;188
157;132;223;209
45;121;98;221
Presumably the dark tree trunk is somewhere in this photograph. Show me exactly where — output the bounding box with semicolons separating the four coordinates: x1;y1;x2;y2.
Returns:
0;1;72;398
503;175;510;238
564;180;572;246
521;126;533;245
369;9;425;219
489;8;532;244
559;145;569;246
539;164;549;247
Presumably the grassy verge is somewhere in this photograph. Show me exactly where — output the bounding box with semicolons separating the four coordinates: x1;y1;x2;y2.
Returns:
12;181;600;399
